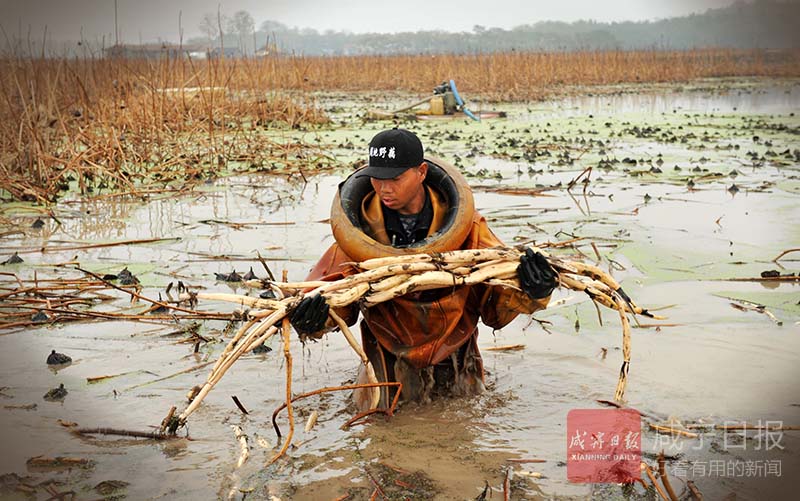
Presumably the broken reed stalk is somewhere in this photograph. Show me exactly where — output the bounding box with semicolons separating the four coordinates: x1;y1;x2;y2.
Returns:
170;245;658;436
74;427;182;440
657;452;680;501
343;383;403;429
642;462;670;501
612;293;631;402
687;480;704;500
0;266;234;329
232;425;249;469
271;382;403;438
159;406;177;434
772;248;800;262
268;317;294;465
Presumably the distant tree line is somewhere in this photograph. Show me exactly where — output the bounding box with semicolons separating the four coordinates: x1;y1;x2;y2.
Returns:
192;0;798;56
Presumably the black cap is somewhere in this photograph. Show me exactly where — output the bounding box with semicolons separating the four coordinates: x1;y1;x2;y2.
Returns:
355;128;424;179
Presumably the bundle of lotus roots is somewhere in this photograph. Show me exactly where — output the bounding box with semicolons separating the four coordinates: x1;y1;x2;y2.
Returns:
166;245;662;449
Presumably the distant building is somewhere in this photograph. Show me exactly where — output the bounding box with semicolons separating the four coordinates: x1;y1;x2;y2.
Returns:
207;47;241;59
104;43;208;59
255;39;280;57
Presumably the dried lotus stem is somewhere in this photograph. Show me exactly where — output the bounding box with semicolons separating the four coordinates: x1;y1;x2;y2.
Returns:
613;292;632;402
184;292;283;310
269;280;330;291
178;310;283;422
170;244;658;430
369;274;413;292
364;271;461;304
329;309;369;366
462;261;519;284
356;247;522;270
308;262;441;295
329;309;380;409
268;317;294;465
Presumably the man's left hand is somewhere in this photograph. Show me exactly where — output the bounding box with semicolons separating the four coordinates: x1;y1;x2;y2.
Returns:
289;293;329;335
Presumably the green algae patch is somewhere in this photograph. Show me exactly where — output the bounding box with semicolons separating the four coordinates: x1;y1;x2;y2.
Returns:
615;238;777;285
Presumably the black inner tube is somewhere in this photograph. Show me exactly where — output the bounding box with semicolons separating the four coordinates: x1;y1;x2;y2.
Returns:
337;159;461;249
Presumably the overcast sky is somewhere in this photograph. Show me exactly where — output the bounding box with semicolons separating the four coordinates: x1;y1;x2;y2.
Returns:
1;0;743;44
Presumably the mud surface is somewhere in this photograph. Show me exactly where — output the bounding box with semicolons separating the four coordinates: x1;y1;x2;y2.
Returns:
1;78;799;500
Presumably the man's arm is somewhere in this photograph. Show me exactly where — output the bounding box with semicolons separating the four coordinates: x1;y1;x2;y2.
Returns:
477;281;551;330
468;215;555;329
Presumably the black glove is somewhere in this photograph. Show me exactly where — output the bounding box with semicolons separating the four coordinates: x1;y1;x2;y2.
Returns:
518;249;557;299
289;293;329;335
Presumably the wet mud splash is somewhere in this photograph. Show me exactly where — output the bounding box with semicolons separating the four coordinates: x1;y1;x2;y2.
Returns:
1;78;799;499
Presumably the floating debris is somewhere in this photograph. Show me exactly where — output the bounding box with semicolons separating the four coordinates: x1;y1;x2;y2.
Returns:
186;385;201;403
117;267;139;285
215;270;242;282
759;269;796;279
485;344;526;352
1;252;23;265
43;383;68;401
26;455;92;469
252;343;272;354
46;350;72;365
475;481;490;500
0;472;37;493
31;311;50;322
242;267;258;281
3;403;37;411
94;480;130;496
304;410;319;433
729;300;782;326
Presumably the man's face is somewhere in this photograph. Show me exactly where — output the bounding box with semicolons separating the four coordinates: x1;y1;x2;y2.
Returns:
370;163;427;215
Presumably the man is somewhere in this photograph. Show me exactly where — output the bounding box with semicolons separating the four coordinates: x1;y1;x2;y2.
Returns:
290;128;557;408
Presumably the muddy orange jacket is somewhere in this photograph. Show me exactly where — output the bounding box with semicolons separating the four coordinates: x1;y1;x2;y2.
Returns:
306;185;549;369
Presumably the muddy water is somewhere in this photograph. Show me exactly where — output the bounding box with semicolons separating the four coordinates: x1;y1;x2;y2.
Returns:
1;80;799;500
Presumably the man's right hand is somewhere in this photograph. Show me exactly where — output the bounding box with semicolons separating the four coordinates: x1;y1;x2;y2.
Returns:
289;293;329;335
517;248;558;299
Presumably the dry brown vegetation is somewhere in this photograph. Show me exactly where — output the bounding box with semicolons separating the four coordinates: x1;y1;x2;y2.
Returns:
277;48;800;99
0;55;329;203
1;48;798;202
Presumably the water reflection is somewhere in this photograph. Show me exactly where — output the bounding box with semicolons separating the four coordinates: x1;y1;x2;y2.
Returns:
547;84;799;117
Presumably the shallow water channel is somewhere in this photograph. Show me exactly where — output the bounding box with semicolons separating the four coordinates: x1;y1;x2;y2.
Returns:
1;80;799;500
